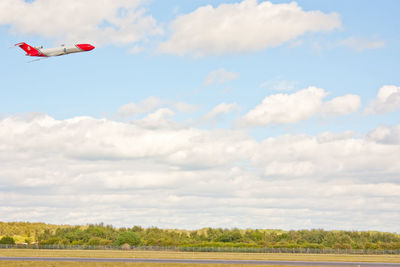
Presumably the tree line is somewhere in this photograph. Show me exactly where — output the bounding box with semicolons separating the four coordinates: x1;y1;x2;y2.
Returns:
1;222;400;250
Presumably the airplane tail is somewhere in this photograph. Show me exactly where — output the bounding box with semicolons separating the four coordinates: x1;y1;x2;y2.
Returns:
14;42;39;56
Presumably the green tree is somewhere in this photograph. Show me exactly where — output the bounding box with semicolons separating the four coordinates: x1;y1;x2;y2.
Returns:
215;229;242;243
0;236;15;244
116;231;141;246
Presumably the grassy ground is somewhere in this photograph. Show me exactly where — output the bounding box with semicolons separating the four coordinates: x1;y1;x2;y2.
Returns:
0;249;399;263
0;262;295;267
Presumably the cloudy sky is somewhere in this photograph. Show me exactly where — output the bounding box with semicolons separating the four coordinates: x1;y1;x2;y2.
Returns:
1;0;400;232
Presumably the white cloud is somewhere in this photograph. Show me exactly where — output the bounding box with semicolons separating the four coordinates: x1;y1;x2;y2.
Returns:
1;114;400;231
172;102;199;113
204;68;239;86
242;87;361;126
158;0;341;56
116;97;165;118
241;87;326;126
253;132;400;181
203;102;239;121
339;37;385;51
133;108;176;129
317;131;354;143
260;78;297;91
365;85;400;114
264;161;315;177
322;94;361;116
367;125;400;145
0;0;162;47
116;98;199;119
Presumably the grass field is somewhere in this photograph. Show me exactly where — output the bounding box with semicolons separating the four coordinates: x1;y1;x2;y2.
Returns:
0;249;400;263
0;262;291;267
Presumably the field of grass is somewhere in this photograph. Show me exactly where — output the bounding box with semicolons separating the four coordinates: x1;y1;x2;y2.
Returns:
0;249;400;263
0;262;288;267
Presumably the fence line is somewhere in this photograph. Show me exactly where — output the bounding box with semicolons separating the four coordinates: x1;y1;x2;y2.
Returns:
0;244;399;255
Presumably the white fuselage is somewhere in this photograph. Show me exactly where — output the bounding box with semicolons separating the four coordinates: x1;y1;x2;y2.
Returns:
38;45;84;57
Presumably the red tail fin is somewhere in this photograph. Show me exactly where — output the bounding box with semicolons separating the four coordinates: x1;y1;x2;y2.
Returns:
15;42;39;56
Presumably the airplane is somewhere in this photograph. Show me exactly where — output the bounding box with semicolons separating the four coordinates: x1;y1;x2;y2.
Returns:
14;42;95;59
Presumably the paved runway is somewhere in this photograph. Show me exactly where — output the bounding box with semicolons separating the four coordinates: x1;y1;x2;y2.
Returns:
1;257;400;266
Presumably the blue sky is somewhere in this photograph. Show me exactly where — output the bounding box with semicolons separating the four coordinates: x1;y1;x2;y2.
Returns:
1;0;400;232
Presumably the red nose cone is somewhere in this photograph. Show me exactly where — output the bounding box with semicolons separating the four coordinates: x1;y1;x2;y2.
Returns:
76;44;95;51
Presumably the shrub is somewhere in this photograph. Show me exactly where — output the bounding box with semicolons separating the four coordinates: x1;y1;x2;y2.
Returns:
0;236;15;244
116;231;141;246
